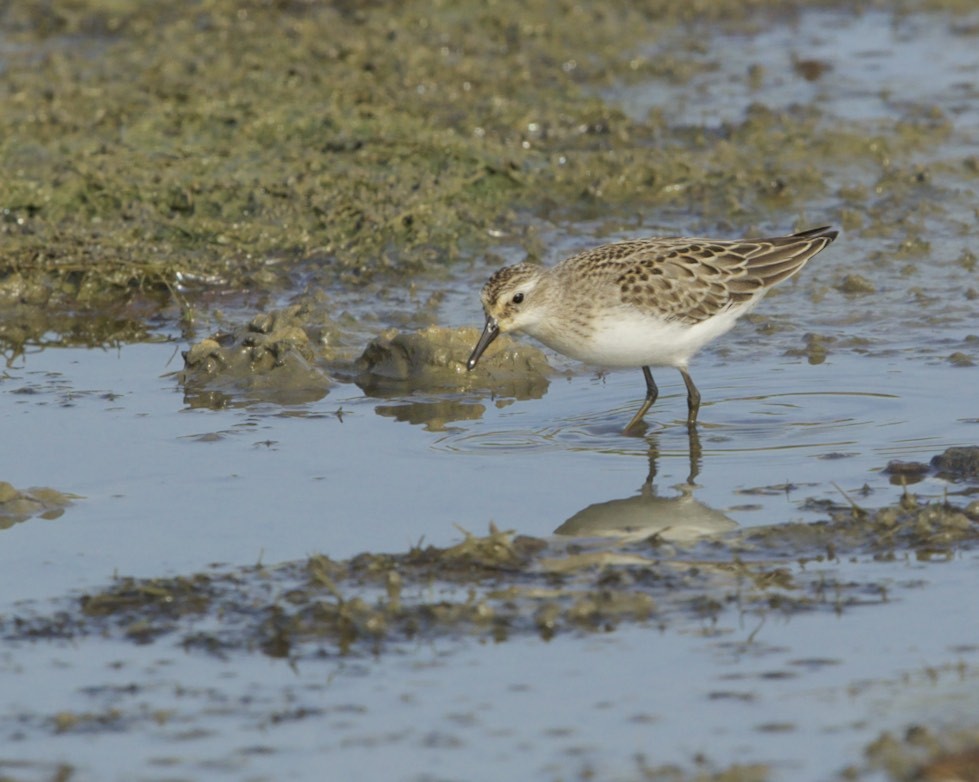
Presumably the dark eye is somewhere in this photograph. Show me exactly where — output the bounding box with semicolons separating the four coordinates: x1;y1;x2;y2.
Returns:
512;292;524;304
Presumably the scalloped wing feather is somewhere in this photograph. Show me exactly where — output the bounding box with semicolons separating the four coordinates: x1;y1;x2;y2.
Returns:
557;227;837;325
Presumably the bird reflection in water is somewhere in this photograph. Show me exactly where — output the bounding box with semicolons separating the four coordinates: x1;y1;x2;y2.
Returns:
554;426;737;543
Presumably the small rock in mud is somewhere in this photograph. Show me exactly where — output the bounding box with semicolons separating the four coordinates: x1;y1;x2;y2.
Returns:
835;274;877;294
354;326;550;396
931;446;979;480
177;305;332;407
0;482;81;527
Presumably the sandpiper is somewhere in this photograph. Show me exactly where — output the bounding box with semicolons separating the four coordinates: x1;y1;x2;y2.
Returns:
467;226;838;431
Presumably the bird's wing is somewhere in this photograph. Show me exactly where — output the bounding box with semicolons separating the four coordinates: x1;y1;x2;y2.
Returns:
563;228;837;325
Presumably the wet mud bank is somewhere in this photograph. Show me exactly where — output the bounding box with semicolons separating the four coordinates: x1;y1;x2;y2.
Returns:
2;0;976;359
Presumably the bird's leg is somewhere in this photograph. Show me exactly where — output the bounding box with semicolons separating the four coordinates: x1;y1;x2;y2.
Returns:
623;366;658;434
679;369;701;425
685;422;702;485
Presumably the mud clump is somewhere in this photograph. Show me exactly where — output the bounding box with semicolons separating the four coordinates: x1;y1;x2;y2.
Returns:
177;305;332;407
861;724;979;782
0;271;151;358
883;447;979;486
835;274;877;294
883;459;931;484
738;497;977;561
0;482;80;528
785;333;834;364
354;326;550;397
931;446;979;480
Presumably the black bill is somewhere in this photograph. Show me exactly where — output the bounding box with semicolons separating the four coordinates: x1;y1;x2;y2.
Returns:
467;317;500;371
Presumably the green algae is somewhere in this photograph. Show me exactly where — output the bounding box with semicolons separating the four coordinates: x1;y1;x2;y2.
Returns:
5;490;977;659
0;0;959;356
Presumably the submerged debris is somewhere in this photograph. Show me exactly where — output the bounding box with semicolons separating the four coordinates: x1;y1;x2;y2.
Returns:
4;495;977;661
883;459;931;484
0;482;81;528
737;497;976;562
860;723;979;782
835;274;877;294
947;351;975;367
882;447;979;486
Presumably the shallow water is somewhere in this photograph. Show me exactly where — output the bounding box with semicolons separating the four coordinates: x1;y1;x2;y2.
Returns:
0;327;976;779
1;536;976;780
2;4;979;780
0;339;973;601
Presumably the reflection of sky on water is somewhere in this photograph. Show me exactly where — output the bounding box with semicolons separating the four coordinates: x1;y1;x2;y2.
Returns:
612;10;979;131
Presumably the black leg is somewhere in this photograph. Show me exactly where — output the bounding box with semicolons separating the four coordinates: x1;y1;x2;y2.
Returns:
624;366;658;433
685;422;702;484
679;369;701;425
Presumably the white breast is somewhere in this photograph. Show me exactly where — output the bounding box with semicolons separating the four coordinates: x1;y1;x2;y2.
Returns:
526;303;755;369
